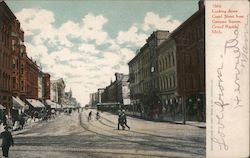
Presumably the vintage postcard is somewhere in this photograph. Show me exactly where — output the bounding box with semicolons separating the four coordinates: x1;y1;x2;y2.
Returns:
0;0;249;158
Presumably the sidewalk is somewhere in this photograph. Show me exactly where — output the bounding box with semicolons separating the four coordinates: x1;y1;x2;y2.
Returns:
126;113;206;129
173;121;206;129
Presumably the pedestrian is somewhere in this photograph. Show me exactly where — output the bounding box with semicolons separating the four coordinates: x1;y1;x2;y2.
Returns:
121;112;130;130
0;126;14;158
2;115;7;126
20;115;25;129
96;111;100;120
117;112;125;130
88;111;92;121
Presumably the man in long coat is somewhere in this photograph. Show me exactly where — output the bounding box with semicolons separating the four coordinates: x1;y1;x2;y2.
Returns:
0;126;14;158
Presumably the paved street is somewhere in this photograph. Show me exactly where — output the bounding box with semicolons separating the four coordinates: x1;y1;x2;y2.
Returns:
7;110;205;158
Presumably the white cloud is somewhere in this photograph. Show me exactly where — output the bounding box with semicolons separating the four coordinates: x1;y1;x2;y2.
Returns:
117;26;147;47
16;8;180;106
16;8;55;36
120;48;135;62
78;43;99;54
80;14;109;45
143;12;181;32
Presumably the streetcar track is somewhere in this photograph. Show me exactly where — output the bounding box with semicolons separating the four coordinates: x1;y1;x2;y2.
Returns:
13;112;204;157
98;113;204;144
80;112;203;156
91;116;204;151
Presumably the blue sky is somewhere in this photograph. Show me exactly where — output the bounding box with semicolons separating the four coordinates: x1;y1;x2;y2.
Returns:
6;0;199;106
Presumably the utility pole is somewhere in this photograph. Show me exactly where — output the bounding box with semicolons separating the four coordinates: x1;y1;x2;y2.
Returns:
182;95;186;124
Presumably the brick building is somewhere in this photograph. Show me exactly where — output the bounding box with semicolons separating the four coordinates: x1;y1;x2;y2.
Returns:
43;73;50;100
10;19;24;98
1;1;42;116
101;73;130;106
171;1;205;122
38;71;50;101
0;1;15;113
128;31;170;115
23;57;39;99
128;1;205;122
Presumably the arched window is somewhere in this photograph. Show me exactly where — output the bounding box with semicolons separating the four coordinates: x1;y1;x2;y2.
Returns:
168;54;171;67
173;75;176;88
172;52;175;66
165;56;168;69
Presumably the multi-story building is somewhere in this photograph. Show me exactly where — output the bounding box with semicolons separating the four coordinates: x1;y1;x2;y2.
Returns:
25;57;39;99
50;78;65;105
128;31;170;115
156;36;178;120
97;88;105;103
38;71;50;102
101;73;130;106
1;1;42;119
43;73;50;100
128;1;205;122
171;0;205;122
116;73;130;105
0;1;15;113
10;19;24;98
101;81;117;103
89;92;98;107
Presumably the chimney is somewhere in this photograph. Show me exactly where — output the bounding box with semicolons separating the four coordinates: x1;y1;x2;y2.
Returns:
198;0;204;10
115;73;123;81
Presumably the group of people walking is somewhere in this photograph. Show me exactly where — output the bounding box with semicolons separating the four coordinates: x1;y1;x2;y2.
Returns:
87;110;130;130
118;111;130;130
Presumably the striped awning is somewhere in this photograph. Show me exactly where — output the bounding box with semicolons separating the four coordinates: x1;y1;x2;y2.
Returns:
26;99;45;108
12;96;29;110
45;100;60;109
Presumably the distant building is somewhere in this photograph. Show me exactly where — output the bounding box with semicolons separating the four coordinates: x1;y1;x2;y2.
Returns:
101;73;130;106
63;89;76;107
98;88;105;103
89;92;98;107
43;73;50;100
38;71;50;102
50;78;65;105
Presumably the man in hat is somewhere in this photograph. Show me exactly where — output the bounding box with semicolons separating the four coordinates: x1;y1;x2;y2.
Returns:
0;126;14;158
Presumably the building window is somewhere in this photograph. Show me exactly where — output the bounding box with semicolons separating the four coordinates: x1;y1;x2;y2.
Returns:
21;64;24;74
167;76;170;89
190;75;193;89
197;49;200;64
12;39;15;51
173;75;176;88
172;52;175;66
12;77;15;89
12;59;15;69
198;74;201;88
168;54;171;67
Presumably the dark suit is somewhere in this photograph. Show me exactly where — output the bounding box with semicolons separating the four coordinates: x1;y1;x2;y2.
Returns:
1;130;14;157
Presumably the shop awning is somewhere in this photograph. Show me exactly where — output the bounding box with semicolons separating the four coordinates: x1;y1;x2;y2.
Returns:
26;99;45;108
0;104;6;109
45;100;59;109
12;96;29;110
